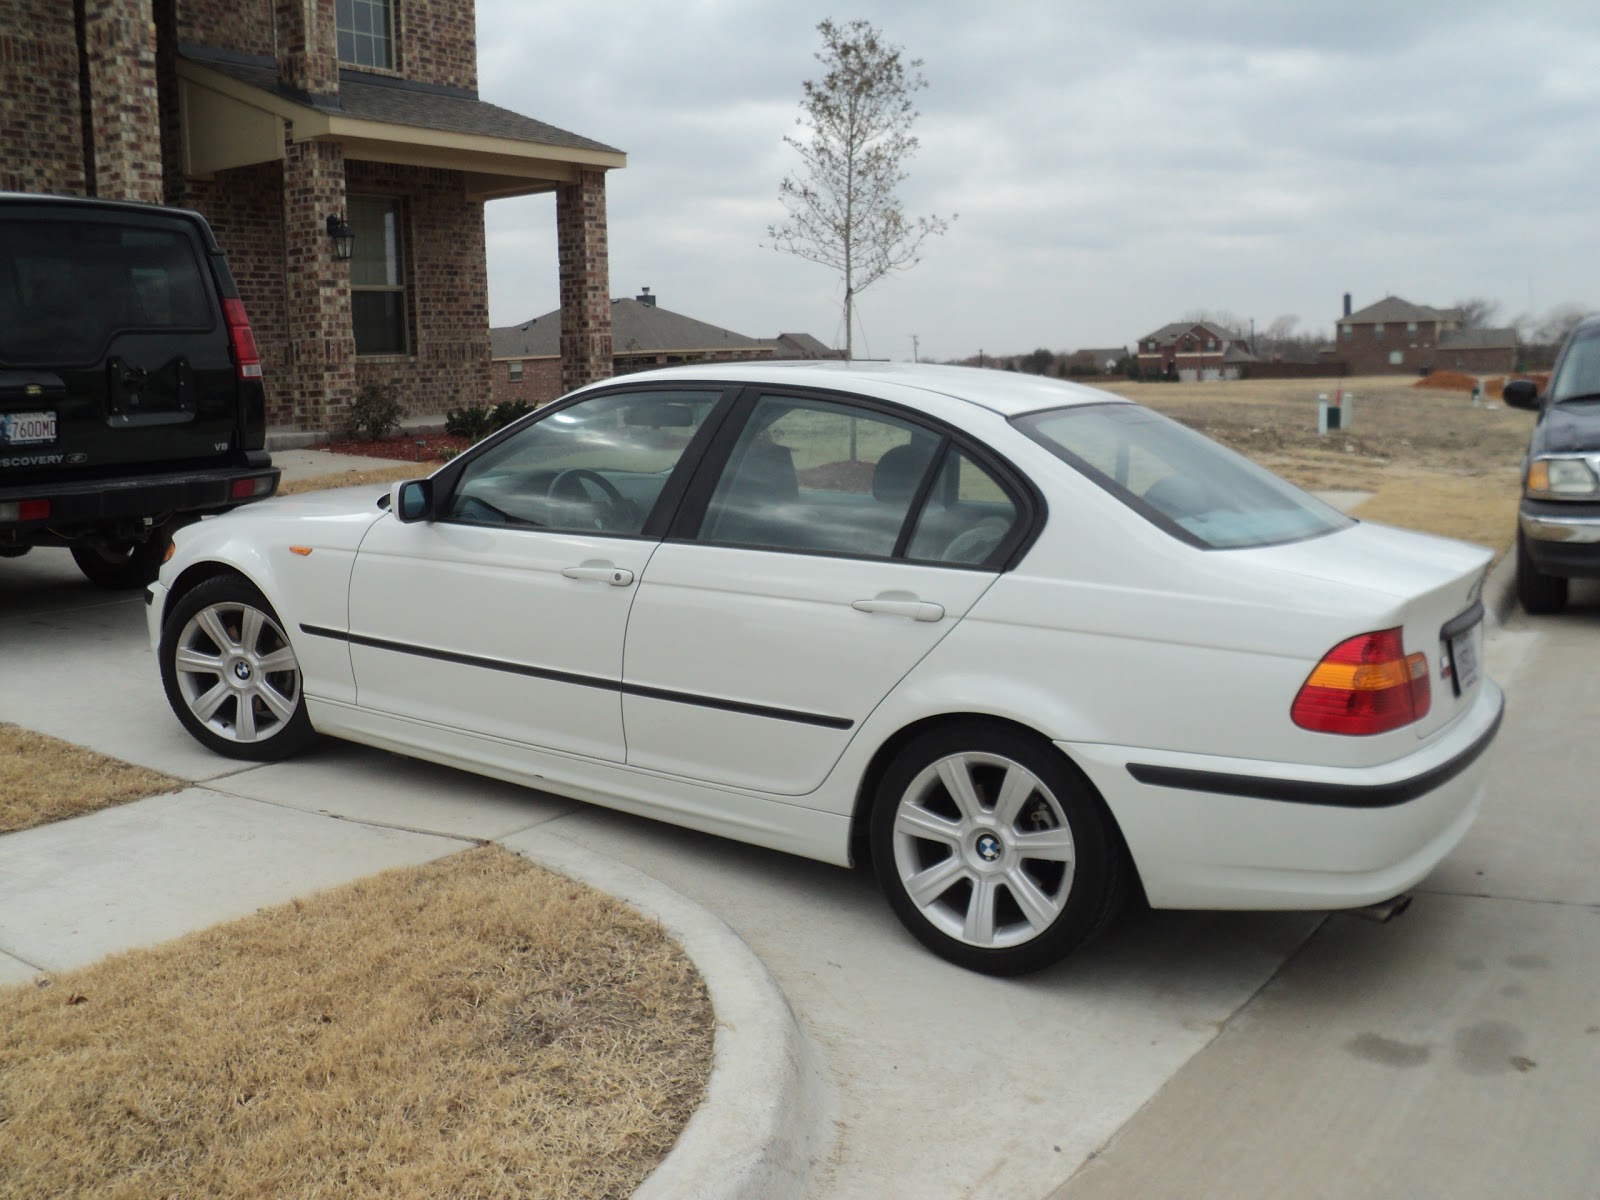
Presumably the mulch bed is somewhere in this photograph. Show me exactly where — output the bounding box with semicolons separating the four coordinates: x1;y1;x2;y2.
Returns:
320;430;472;462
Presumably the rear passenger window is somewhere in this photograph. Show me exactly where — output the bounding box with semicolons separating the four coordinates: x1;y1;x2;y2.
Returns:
906;449;1019;566
700;396;938;557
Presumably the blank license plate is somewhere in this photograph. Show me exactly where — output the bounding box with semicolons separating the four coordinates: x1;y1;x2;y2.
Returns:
1;411;57;445
1448;623;1481;696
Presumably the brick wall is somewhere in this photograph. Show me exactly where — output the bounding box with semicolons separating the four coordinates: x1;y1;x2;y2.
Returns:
395;0;476;90
347;160;490;419
0;0;87;194
82;0;163;203
178;0;273;57
1337;321;1443;374
556;169;612;394
489;357;562;407
186;162;292;419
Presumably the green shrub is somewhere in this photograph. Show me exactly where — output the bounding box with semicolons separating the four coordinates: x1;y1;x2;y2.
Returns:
346;383;405;441
491;399;533;430
445;404;497;440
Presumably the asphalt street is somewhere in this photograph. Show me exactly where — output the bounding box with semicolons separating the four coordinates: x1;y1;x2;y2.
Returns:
1;518;1595;1198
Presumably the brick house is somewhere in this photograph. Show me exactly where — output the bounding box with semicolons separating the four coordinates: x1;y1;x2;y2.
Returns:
1135;321;1255;381
489;288;840;407
1336;295;1517;375
0;0;624;432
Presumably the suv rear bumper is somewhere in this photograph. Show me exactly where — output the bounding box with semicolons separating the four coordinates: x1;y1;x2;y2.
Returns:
0;464;280;538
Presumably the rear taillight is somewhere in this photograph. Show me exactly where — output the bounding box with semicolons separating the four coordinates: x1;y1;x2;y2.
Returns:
1292;627;1430;736
0;499;50;522
230;474;277;500
223;297;263;381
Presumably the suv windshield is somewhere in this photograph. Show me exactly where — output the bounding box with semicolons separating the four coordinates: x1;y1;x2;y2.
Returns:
1013;402;1351;549
1549;323;1600;404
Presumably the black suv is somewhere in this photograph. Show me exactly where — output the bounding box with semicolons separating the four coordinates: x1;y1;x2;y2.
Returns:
0;194;279;588
1504;314;1600;612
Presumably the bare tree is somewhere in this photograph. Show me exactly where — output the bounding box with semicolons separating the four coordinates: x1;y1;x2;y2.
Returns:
768;19;952;360
1533;302;1593;347
1452;296;1502;330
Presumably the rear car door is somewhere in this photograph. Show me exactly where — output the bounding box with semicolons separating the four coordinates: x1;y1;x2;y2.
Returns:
0;203;240;482
621;388;1036;795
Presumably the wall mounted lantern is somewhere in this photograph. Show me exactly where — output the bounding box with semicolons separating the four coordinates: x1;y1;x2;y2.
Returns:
326;213;354;261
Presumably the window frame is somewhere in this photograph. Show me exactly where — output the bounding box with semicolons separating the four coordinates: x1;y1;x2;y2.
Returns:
665;384;1044;571
507;360;524;382
336;0;396;71
348;194;408;357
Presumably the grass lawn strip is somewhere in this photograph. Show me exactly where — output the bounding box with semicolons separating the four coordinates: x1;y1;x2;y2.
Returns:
0;845;713;1200
0;723;182;835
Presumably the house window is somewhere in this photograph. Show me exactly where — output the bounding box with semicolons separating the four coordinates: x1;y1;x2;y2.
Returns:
508;360;524;382
1389;351;1404;365
336;0;394;70
349;196;406;355
1407;322;1418;333
1373;323;1385;335
1341;324;1352;339
1207;339;1217;350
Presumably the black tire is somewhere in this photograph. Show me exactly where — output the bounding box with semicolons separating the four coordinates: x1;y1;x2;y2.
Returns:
870;724;1125;976
159;574;314;761
71;534;170;589
1515;531;1567;615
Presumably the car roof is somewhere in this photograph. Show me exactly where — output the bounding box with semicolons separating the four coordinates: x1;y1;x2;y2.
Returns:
586;360;1126;418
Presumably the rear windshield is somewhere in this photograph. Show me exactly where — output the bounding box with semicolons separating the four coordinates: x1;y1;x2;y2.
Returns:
1013;402;1352;549
0;219;213;366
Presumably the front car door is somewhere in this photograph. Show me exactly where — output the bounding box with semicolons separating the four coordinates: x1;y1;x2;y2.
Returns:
622;388;1035;795
343;387;728;762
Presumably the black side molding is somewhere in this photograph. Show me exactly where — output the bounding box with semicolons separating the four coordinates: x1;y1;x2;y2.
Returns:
1126;692;1503;809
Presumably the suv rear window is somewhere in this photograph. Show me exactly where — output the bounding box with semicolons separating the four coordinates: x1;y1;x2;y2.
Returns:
1014;402;1351;549
0;220;213;366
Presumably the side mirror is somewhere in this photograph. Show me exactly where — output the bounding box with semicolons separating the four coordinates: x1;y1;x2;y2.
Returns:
389;478;434;523
1502;379;1540;410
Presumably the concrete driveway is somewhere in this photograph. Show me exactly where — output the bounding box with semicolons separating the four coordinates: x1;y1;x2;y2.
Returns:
2;538;1596;1199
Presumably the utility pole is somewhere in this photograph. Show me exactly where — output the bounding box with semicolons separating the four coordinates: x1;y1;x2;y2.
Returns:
911;334;920;363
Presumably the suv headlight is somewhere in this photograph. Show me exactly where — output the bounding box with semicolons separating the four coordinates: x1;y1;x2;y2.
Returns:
1526;455;1600;499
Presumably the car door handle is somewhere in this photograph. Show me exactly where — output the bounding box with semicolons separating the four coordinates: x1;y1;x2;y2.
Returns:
561;565;634;586
852;598;945;622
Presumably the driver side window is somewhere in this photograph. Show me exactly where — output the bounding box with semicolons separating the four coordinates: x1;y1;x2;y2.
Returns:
443;390;720;535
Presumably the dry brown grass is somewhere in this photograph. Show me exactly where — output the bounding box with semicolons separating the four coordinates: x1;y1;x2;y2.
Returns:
0;845;713;1200
277;465;425;497
0;723;181;834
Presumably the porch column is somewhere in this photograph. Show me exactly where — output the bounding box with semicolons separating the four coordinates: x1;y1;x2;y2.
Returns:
556;168;613;394
81;0;163;203
281;135;354;431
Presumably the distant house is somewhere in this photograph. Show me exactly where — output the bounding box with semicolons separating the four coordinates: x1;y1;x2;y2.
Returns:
1336;295;1517;374
1135;322;1255;381
491;289;839;406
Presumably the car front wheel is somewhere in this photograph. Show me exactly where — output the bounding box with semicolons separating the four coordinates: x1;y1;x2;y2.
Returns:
1515;530;1568;614
870;725;1125;975
159;574;314;760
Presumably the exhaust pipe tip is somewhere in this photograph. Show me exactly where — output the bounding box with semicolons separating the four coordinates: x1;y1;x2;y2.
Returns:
1343;893;1414;924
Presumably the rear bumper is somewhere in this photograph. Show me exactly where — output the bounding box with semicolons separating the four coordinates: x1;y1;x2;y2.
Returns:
0;464;279;537
1063;681;1505;910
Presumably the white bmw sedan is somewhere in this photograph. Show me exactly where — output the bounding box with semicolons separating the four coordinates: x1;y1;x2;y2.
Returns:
148;363;1503;975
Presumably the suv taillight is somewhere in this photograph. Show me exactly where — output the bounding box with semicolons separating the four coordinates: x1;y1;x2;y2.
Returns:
1291;628;1430;736
223;298;263;380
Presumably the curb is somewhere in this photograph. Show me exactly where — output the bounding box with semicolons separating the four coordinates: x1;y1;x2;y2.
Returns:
1484;544;1518;629
503;831;830;1200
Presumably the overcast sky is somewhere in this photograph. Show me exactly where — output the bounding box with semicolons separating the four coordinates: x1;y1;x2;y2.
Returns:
474;0;1600;362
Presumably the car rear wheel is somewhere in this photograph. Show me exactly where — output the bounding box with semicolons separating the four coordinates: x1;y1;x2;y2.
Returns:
1515;530;1568;614
870;725;1125;975
159;574;313;760
71;533;171;590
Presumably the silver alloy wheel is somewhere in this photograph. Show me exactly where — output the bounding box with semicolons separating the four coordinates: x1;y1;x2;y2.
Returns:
172;601;302;744
890;751;1077;949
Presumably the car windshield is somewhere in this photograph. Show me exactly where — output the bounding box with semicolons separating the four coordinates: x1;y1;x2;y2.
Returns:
1013;402;1352;549
1548;324;1600;404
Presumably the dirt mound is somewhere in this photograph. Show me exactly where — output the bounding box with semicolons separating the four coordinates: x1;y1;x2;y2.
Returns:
1412;370;1480;393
